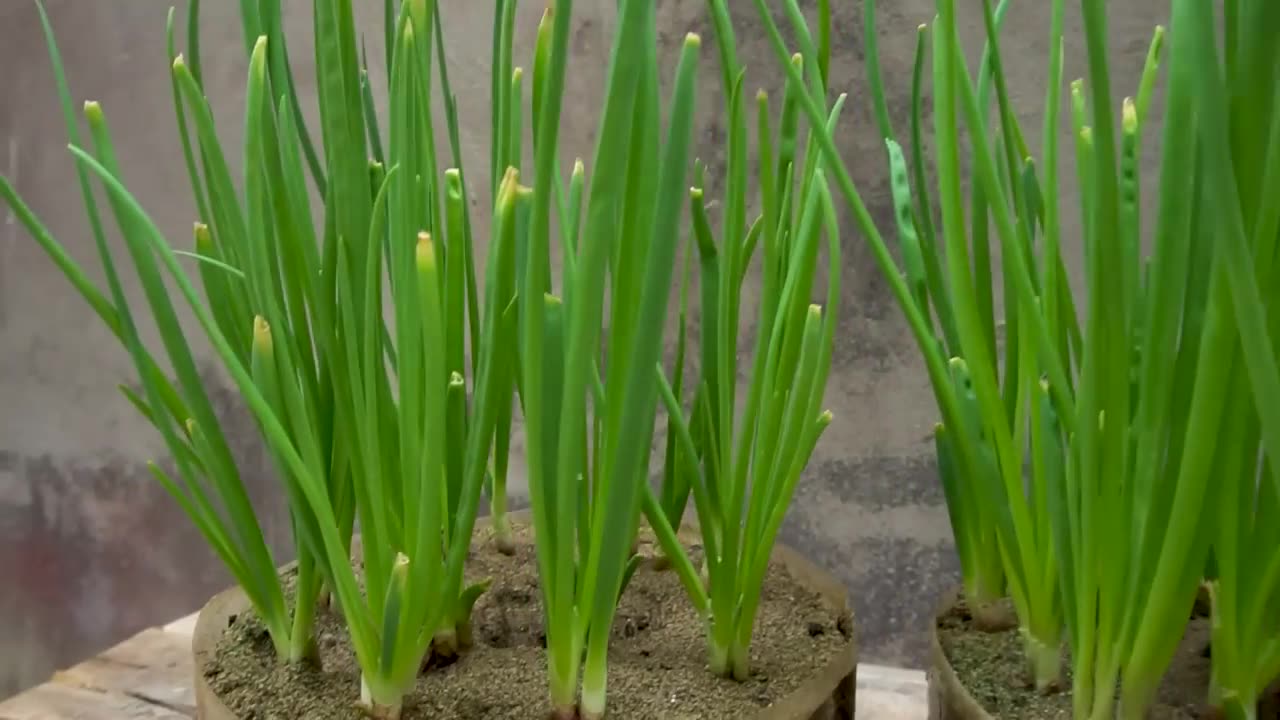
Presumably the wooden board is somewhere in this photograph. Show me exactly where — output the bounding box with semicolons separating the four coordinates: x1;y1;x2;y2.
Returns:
1;611;927;719
52;629;195;715
0;682;190;720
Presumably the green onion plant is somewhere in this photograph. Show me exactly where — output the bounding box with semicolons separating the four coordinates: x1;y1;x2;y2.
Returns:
2;1;342;670
860;0;1080;690
754;0;1280;717
511;0;706;715
639;0;843;683
1040;1;1280;715
1157;2;1280;712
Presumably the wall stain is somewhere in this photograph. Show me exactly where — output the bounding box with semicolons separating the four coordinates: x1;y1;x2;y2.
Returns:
0;374;291;698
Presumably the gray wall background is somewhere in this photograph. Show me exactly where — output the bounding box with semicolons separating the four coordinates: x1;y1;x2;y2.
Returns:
0;0;1165;698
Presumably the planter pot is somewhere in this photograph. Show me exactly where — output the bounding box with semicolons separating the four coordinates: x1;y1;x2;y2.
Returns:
926;587;1225;719
925;588;1004;720
192;513;856;719
928;644;991;720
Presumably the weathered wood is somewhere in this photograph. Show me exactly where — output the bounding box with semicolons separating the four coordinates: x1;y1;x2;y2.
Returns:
1;610;928;719
53;629;194;715
0;682;188;720
161;615;198;639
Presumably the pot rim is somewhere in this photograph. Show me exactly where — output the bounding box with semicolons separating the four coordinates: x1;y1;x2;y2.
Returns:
927;586;997;720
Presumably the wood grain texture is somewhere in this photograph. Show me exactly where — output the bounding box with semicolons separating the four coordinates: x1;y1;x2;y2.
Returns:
53;629;194;715
0;682;189;720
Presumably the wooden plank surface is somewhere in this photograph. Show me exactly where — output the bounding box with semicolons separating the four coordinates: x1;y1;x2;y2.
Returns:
52;629;195;715
0;682;189;720
1;612;928;719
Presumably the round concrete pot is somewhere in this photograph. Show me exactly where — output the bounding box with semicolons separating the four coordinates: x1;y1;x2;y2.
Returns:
191;515;857;720
926;587;999;720
926;584;1236;720
753;540;858;720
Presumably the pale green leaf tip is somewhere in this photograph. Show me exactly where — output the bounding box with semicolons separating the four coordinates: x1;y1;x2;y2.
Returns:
935;422;946;434
1122;97;1137;133
253;34;268;55
791;52;803;65
445;167;461;179
513;66;524;81
450;371;464;385
173;53;186;72
572;158;584;175
83;100;103;122
499;166;520;194
544;293;562;307
818;410;833;424
416;232;436;270
194;222;212;248
1080;126;1094;143
807;304;822;320
393;552;410;572
253;315;272;354
185;417;197;435
408;0;427;16
690;186;704;200
757;88;768;102
685;32;701;49
918;23;927;33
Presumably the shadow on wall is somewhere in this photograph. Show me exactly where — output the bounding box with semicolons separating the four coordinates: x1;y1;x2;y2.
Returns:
0;373;292;698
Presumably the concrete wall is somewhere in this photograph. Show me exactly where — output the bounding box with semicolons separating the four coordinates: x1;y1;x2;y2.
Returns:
0;0;1166;697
